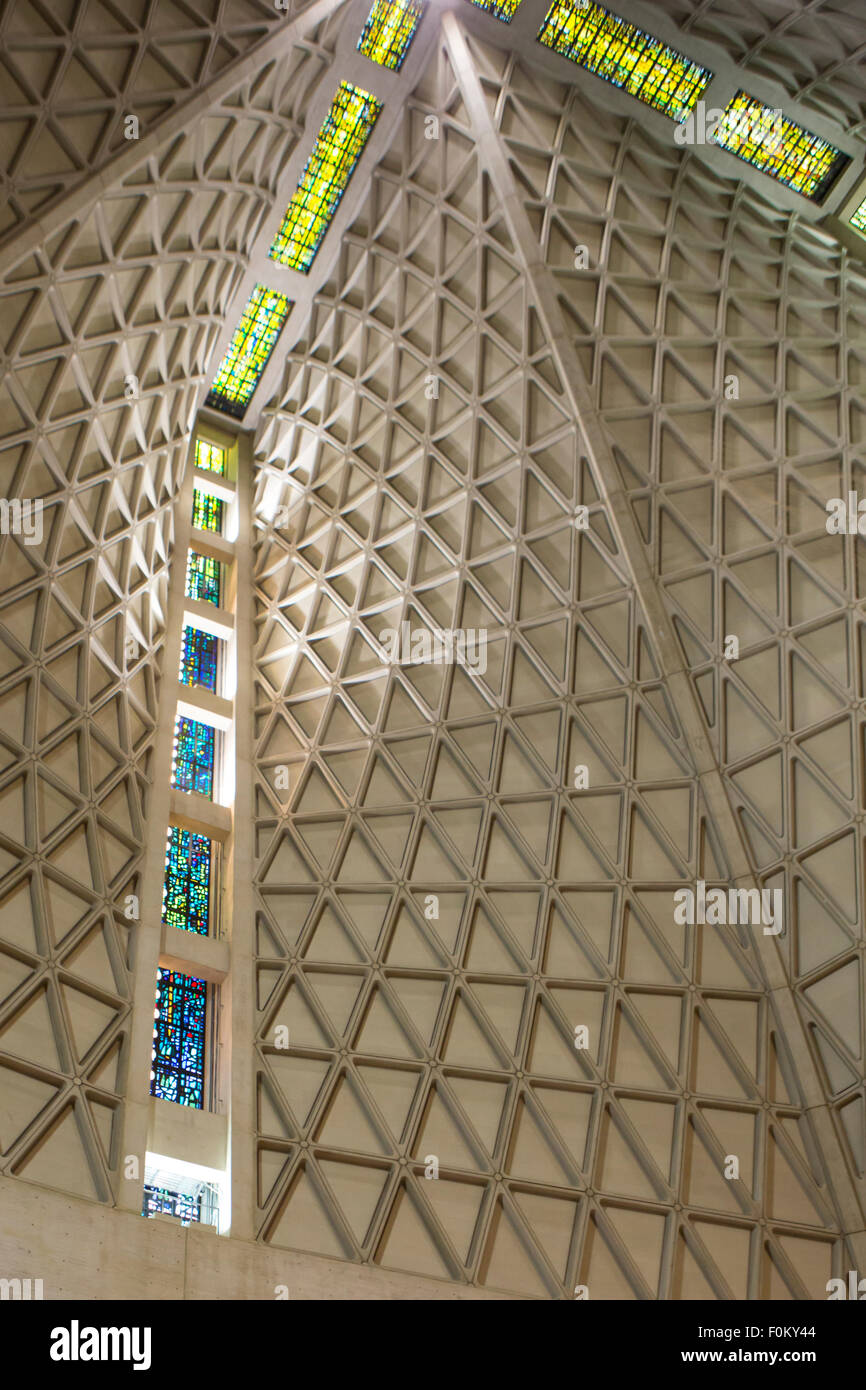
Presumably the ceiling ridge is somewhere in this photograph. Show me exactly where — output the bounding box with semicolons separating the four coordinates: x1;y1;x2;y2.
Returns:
0;0;348;280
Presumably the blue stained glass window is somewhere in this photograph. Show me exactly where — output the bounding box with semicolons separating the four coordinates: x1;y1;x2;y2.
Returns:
171;716;215;799
192;489;223;533
186;551;221;606
179;625;219;692
142;1184;201;1225
162;825;211;935
150;968;207;1108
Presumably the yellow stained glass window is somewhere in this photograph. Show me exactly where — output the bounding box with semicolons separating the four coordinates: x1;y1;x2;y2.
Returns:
205;285;290;419
194;439;225;475
537;1;712;122
467;0;523;22
192;489;223;533
358;0;423;69
269;82;382;274
712;93;848;202
851;197;866;234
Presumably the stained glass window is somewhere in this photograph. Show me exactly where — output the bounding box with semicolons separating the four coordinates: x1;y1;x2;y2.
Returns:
711;92;849;201
358;0;423;67
186;550;221;606
537;1;712;121
171;716;215;799
179;625;219;692
162;825;212;935
467;0;522;21
142;1184;201;1225
851;197;866;234
192;488;223;533
150;968;207;1108
269;82;382;273
194;439;226;475
205;285;290;419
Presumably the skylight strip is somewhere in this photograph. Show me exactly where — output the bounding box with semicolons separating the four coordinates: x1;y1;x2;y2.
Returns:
712;92;849;202
537;0;713;122
358;0;423;69
205;284;290;418
268;81;382;274
466;0;523;22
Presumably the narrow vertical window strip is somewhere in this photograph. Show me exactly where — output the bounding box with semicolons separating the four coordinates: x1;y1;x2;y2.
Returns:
150;968;207;1107
269;82;382;273
162;825;212;935
851;196;866;233
358;0;424;68
537;1;713;121
205;285;290;418
186;551;221;606
712;91;849;201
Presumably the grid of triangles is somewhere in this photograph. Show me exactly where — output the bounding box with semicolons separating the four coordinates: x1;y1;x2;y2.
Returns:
0;32;338;1204
483;33;866;1227
0;0;310;248
248;33;851;1297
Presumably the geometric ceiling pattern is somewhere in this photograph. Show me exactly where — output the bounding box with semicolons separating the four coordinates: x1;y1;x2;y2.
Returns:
485;32;866;1232
654;0;866;148
248;22;865;1296
0;0;304;247
0;21;341;1206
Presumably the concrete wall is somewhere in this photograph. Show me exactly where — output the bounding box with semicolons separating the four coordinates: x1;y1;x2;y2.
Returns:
0;1176;511;1301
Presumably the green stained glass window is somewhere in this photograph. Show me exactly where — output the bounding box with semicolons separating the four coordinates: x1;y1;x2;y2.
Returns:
205;285;290;419
537;1;712;121
358;0;423;67
850;197;866;234
192;488;223;533
712;92;848;201
186;550;221;606
162;827;212;936
467;0;522;21
195;439;225;474
269;82;382;273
